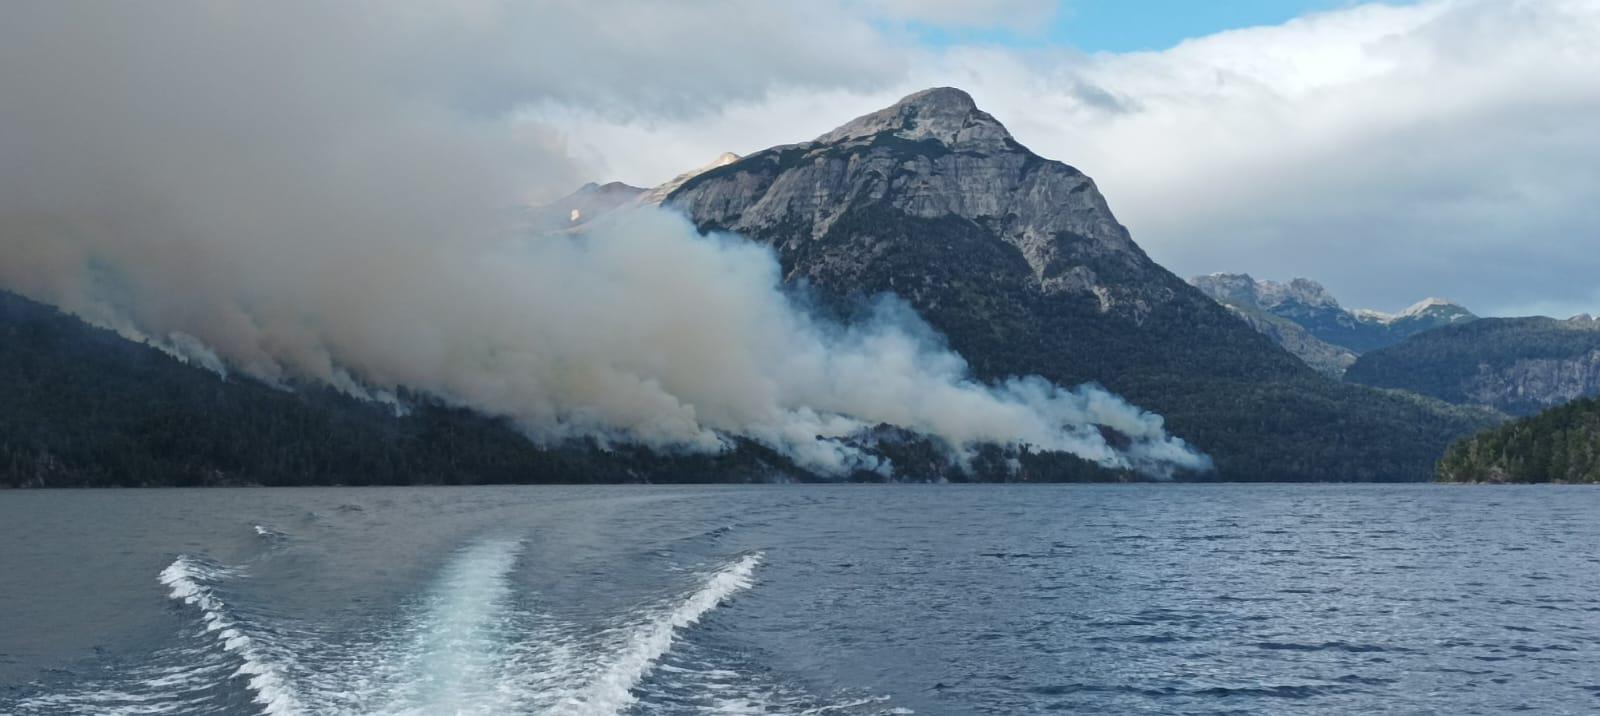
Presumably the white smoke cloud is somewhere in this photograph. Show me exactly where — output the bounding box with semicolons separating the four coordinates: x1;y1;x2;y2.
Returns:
0;1;1209;478
1;201;1210;477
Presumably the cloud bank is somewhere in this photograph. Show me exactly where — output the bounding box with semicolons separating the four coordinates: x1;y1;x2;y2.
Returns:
0;1;1207;477
549;0;1600;318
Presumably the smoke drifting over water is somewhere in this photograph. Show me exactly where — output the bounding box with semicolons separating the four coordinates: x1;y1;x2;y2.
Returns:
0;2;1208;477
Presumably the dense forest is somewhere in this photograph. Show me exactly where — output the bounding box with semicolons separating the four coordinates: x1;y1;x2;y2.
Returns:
1346;316;1600;415
0;290;1128;487
1436;396;1600;483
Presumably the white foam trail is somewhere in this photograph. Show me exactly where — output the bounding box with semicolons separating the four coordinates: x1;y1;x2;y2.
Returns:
157;556;304;716
553;553;762;716
376;537;525;715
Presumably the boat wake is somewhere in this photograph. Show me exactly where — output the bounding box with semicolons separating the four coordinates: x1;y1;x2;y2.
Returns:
12;540;895;715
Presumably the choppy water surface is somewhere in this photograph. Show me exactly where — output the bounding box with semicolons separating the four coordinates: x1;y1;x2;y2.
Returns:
2;485;1599;715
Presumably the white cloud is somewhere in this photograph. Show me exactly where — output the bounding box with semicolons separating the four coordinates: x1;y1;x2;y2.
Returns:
855;0;1059;32
542;0;1600;317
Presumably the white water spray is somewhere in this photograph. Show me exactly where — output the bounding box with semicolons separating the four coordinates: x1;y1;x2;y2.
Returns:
158;557;305;716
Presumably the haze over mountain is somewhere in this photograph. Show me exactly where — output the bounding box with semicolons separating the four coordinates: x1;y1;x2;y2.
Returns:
1190;273;1476;374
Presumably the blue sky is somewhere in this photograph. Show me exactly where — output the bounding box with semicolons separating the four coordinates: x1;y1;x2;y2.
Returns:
916;0;1418;53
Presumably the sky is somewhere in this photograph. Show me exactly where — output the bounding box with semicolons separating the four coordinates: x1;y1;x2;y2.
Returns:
0;0;1595;323
528;0;1599;319
922;0;1411;53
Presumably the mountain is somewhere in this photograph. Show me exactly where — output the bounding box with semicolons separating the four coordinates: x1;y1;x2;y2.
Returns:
1436;395;1600;483
529;152;744;231
659;87;1495;481
1190;273;1476;370
0;289;1130;486
1185;274;1356;376
639;152;741;205
1346;315;1600;416
529;180;646;231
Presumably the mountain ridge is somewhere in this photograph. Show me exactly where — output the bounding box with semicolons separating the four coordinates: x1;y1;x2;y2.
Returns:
657;87;1495;481
1191;272;1476;370
1347;315;1600;415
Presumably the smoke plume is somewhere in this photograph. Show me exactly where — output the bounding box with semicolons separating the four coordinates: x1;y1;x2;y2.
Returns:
0;2;1209;478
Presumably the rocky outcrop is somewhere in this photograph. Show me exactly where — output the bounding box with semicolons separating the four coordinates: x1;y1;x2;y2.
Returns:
639;152;741;206
668;87;1164;318
1464;349;1600;410
1219;304;1357;377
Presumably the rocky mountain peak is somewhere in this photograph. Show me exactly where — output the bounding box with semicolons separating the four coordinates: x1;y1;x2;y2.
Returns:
661;87;1147;306
1281;278;1341;310
816;87;1012;150
1190;273;1265;307
640;152;742;205
1190;274;1342;311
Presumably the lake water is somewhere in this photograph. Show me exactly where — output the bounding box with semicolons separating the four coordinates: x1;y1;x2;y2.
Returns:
1;484;1598;715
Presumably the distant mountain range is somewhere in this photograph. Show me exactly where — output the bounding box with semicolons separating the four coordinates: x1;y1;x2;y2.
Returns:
1190;273;1476;375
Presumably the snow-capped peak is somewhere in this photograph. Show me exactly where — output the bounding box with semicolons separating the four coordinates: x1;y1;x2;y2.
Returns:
1354;297;1467;324
1399;297;1455;318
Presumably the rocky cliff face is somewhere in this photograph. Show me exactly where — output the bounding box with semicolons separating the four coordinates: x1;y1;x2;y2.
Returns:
1347;315;1600;415
654;87;1491;481
668;88;1168;319
1220;305;1358;377
1191;273;1476;365
1465;348;1600;410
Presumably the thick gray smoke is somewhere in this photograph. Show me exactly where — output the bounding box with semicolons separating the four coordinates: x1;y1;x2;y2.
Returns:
0;2;1210;478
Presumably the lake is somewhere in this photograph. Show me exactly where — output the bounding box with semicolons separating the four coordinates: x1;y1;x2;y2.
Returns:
2;484;1598;714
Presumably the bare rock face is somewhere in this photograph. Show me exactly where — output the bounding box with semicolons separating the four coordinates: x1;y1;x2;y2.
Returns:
1465;350;1600;409
1216;302;1358;377
1347;316;1600;415
639;152;741;206
665;87;1160;316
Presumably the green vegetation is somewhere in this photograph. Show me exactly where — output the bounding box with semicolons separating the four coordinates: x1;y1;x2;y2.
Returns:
1346;317;1600;415
1437;396;1600;483
0;291;1126;486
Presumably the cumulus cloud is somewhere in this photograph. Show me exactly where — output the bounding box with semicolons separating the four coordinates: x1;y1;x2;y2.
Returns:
0;1;1207;477
547;0;1600;318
